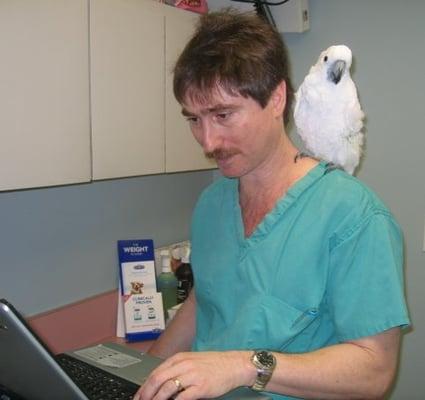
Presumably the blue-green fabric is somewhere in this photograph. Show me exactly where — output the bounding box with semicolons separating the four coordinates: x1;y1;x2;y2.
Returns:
190;162;410;400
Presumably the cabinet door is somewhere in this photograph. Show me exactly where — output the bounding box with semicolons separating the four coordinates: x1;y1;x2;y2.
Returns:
0;0;91;191
164;7;216;173
90;0;165;180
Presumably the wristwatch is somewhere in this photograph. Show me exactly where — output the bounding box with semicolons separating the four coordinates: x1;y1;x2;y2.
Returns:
250;350;276;391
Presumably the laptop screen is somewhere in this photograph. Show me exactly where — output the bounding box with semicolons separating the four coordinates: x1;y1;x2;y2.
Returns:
0;298;88;399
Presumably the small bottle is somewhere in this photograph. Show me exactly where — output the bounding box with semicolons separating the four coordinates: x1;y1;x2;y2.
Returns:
170;245;183;273
175;246;194;303
157;254;178;321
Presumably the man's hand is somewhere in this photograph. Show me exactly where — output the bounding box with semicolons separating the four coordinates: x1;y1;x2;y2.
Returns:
133;351;254;400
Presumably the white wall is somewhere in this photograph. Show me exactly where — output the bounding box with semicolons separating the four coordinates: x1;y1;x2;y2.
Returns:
211;0;425;398
0;171;212;315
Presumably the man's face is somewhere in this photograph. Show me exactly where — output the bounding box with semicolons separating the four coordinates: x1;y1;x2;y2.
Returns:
181;85;285;178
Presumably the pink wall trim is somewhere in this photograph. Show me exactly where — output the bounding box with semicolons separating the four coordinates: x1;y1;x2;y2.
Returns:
28;290;119;354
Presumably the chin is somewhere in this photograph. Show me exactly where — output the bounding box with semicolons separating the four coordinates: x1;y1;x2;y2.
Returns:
218;166;246;179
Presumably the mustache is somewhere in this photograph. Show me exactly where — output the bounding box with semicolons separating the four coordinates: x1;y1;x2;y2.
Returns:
205;149;239;160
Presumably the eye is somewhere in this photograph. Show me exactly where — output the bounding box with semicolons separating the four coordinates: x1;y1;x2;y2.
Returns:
216;111;232;122
324;56;328;62
185;116;199;124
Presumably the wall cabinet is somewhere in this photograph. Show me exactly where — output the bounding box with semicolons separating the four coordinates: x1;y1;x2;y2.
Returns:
90;0;214;180
0;0;214;192
0;0;91;191
164;6;215;173
90;0;165;180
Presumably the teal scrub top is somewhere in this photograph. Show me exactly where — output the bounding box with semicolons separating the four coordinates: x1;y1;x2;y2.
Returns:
190;162;410;400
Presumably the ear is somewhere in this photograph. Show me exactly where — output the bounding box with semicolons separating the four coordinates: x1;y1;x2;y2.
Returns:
270;80;287;118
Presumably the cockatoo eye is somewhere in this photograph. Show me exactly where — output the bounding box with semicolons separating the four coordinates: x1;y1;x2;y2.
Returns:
324;56;328;62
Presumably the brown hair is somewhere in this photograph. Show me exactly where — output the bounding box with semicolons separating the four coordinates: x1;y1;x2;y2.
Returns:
173;9;294;124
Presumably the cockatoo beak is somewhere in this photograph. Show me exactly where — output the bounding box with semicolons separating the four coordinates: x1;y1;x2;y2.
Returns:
328;60;346;84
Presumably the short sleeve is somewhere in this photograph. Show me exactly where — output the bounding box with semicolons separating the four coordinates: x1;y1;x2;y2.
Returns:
328;211;410;342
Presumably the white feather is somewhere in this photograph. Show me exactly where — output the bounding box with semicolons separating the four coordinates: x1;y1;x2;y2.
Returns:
294;45;365;174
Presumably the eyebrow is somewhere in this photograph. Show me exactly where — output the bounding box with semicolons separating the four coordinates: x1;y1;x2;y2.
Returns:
181;108;195;117
181;104;239;117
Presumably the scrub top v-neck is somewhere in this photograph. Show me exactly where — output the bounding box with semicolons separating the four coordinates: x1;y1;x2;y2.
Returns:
232;162;327;258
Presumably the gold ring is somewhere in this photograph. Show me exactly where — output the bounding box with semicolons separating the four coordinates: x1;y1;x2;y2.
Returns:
173;378;184;392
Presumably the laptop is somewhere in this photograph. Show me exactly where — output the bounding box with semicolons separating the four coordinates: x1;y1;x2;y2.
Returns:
0;299;270;400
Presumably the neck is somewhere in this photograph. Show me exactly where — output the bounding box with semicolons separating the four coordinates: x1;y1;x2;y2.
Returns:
239;133;299;203
238;134;318;237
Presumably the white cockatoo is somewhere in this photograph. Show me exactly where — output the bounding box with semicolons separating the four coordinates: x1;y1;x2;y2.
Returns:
293;45;365;175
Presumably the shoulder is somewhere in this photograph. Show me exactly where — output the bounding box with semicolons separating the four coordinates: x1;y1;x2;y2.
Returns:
192;177;235;218
317;168;390;214
196;177;235;206
311;168;401;244
190;177;237;241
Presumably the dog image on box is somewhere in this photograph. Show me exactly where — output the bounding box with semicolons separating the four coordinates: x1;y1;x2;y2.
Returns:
130;281;144;294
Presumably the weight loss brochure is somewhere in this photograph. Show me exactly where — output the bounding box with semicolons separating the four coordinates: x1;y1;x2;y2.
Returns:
117;239;165;341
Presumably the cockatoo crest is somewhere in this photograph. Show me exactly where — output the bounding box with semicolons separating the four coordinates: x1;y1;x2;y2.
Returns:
294;44;365;174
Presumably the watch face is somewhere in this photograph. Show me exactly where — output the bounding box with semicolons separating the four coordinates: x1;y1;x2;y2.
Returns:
256;351;275;368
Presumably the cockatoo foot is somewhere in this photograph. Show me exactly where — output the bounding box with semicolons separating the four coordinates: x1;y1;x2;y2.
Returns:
324;162;341;174
294;151;310;163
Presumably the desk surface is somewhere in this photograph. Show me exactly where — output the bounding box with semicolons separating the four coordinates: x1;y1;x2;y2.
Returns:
28;290;158;354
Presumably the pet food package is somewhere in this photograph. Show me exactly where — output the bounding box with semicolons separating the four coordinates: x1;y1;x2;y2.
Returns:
117;239;165;342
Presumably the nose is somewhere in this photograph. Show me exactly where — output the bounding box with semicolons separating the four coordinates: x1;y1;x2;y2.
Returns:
195;120;222;154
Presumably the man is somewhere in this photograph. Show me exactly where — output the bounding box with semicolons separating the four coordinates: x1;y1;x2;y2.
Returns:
134;10;410;400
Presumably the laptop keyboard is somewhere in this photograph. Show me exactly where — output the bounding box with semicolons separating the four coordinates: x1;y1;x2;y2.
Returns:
56;353;140;400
